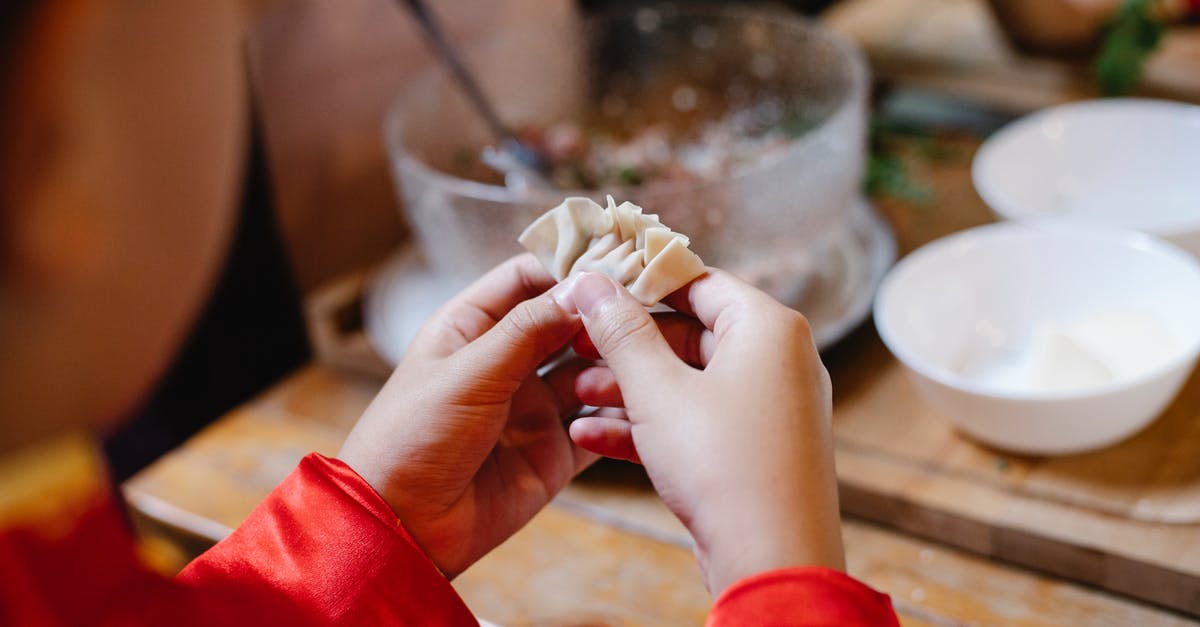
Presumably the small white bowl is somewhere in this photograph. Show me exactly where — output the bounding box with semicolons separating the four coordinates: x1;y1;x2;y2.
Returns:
973;99;1200;257
874;222;1200;455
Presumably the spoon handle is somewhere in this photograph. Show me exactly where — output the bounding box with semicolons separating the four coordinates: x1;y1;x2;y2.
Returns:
398;0;513;142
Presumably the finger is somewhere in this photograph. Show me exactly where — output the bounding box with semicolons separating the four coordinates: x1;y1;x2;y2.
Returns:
572;329;600;361
449;253;557;325
654;313;716;368
575;366;622;407
574;314;714;368
568;409;639;463
541;358;589;418
504;369;600;473
453;288;582;396
539;344;572;371
662;268;767;337
574;324;731;401
564;273;682;387
503;376;599;487
410;254;558;357
570;439;601;475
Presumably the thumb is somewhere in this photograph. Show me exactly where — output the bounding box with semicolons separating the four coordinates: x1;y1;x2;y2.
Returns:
568;273;681;385
456;288;581;391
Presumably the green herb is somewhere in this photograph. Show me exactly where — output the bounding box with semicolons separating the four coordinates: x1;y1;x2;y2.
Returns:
865;153;931;205
1094;0;1167;97
995;456;1009;472
617;166;644;186
864;118;933;205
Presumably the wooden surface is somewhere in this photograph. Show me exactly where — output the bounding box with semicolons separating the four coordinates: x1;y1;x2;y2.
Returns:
125;365;1195;626
823;135;1200;616
825;0;1200;113
141;5;1200;612
832;331;1200;616
125;131;1200;623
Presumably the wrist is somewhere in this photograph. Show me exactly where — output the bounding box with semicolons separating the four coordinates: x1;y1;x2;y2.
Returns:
698;535;845;596
690;493;846;596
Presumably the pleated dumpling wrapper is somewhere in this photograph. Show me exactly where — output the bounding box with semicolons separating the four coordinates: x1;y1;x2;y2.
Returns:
518;196;706;306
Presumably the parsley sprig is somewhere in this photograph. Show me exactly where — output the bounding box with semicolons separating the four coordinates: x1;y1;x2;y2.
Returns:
1094;0;1168;96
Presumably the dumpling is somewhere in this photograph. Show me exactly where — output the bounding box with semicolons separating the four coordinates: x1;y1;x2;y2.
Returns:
518;196;706;306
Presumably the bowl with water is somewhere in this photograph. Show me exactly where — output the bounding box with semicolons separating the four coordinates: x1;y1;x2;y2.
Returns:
874;221;1200;455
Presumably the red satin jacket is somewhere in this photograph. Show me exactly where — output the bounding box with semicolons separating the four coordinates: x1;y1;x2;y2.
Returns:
0;437;898;626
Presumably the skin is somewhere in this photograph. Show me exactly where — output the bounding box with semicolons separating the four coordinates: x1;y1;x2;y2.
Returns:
340;255;599;578
2;0;844;602
0;1;246;452
343;258;846;592
564;270;846;595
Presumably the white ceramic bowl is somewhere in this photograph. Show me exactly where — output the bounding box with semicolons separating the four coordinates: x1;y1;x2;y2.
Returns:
874;222;1200;455
973;99;1200;257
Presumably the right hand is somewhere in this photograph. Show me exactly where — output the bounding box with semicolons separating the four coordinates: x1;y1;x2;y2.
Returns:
561;270;846;596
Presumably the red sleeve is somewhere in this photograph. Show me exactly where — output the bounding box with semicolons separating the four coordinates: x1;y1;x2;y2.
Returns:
706;566;899;626
177;453;477;626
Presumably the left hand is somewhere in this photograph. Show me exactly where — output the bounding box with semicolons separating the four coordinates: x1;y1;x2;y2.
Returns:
339;254;597;578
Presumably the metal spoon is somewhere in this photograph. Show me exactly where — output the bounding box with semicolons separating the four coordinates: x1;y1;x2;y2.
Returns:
398;0;554;189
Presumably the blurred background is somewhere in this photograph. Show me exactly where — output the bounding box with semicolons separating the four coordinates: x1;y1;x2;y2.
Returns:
105;2;1200;623
110;0;1200;479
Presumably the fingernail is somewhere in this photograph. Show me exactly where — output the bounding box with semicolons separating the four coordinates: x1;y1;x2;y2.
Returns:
550;274;581;313
573;273;617;317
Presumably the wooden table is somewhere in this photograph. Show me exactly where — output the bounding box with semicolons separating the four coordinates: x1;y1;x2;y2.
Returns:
126;134;1200;624
825;0;1200;113
126;363;1192;626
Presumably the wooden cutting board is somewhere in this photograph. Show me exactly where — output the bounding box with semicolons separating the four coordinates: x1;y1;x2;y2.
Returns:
826;133;1200;615
124;363;1196;626
824;0;1200;113
288;132;1200;615
828;327;1200;616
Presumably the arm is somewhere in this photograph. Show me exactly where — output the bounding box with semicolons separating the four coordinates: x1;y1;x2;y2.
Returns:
707;567;899;626
0;434;469;626
177;453;476;626
182;253;597;621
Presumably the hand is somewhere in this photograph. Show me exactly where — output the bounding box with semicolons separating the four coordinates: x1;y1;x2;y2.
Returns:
339;254;597;578
562;271;845;595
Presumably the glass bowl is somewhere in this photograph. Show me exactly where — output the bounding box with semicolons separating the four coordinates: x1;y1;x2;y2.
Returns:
385;4;869;292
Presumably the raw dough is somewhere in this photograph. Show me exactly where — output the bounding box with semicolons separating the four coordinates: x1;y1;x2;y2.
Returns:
518;196;706;305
